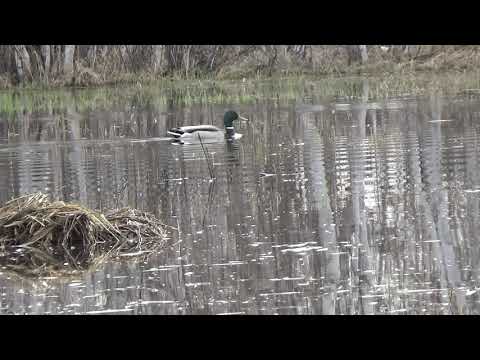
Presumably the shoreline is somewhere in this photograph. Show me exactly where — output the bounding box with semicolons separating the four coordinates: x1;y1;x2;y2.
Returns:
2;45;480;91
0;67;478;92
1;70;480;115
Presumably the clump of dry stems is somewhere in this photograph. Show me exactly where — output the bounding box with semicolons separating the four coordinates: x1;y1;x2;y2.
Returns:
0;193;168;276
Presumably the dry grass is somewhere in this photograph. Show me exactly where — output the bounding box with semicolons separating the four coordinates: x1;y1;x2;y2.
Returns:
417;47;480;71
0;193;169;276
4;46;480;89
75;65;102;87
0;74;13;89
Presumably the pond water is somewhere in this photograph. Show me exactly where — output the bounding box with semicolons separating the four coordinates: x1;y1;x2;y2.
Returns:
1;77;480;315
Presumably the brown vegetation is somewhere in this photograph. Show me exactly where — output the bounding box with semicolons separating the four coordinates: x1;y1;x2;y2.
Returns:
0;193;169;276
0;45;479;89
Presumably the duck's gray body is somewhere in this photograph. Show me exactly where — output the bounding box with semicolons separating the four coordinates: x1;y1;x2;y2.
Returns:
167;125;223;138
167;111;245;144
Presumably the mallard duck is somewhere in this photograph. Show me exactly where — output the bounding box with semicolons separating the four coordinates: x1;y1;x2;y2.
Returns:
167;110;247;143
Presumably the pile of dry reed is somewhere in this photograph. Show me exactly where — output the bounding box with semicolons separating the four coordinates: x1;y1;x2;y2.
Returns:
0;193;169;276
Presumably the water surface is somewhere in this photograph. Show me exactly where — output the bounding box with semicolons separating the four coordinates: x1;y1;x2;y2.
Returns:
1;77;480;314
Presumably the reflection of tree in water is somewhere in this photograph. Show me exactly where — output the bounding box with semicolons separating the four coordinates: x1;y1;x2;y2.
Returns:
4;86;480;314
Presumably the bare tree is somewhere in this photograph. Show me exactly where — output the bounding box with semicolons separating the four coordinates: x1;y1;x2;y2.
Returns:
0;45;471;87
359;45;368;64
14;45;32;82
345;45;368;66
64;45;75;74
41;45;50;81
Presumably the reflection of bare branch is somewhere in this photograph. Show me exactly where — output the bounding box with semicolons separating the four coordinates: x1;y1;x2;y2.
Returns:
202;180;216;229
197;134;216;180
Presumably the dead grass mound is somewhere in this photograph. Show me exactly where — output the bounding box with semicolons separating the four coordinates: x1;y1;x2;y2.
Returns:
0;193;169;276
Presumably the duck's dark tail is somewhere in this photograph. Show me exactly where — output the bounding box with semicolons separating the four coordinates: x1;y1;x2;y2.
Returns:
167;128;184;138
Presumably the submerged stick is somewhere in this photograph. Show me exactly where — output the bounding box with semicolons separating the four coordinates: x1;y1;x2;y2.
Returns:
197;133;215;179
202;180;216;228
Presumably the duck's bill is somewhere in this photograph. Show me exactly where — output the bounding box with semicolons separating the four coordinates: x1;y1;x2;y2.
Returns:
239;116;249;121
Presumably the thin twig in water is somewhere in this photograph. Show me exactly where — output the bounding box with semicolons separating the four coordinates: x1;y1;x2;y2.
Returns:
114;175;129;209
202;180;216;228
197;133;215;179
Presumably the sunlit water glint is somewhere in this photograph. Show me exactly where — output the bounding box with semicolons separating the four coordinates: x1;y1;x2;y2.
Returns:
1;78;480;314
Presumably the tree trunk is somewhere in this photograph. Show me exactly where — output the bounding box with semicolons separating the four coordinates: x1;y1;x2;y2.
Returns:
88;45;97;69
42;45;50;81
14;45;32;82
26;46;44;81
100;45;108;59
13;48;24;83
153;45;163;73
345;45;367;66
165;45;182;72
63;45;75;84
183;45;192;76
120;45;127;71
64;45;75;73
359;45;368;64
49;45;59;78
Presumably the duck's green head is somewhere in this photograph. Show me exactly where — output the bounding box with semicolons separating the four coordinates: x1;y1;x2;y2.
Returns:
223;110;239;128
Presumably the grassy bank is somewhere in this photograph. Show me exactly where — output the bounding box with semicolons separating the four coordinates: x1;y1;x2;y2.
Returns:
1;71;480;117
2;45;480;91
